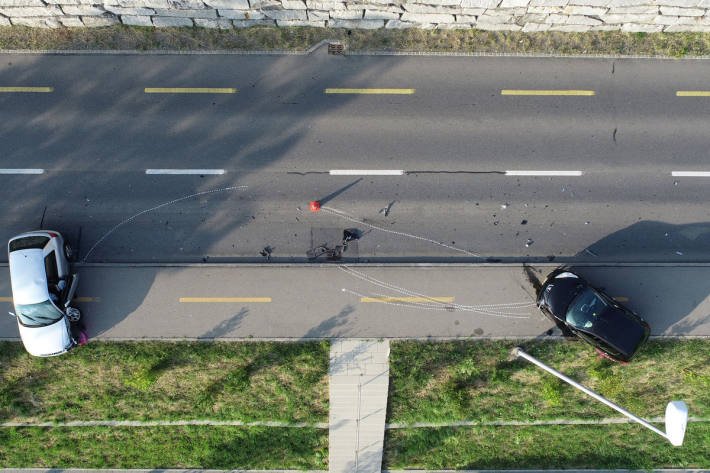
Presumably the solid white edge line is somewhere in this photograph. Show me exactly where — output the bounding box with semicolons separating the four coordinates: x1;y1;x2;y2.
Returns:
505;170;583;176
145;169;225;175
0;169;44;174
329;170;405;176
671;171;710;177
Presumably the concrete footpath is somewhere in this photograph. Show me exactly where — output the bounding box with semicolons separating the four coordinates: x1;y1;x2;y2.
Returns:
329;340;390;473
2;263;710;340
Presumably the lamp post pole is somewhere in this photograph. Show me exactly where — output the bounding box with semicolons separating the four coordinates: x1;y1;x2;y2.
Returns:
512;347;688;446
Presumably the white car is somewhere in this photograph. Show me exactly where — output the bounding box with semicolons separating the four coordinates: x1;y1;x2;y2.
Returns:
8;231;85;357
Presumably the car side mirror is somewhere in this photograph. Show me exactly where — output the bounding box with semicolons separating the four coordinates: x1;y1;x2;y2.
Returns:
64;274;79;308
8;311;16;318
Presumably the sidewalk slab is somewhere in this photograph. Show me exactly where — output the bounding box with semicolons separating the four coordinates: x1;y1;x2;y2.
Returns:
329;339;390;473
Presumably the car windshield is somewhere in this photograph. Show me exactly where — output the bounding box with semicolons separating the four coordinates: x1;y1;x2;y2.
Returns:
15;300;64;327
565;287;610;330
9;236;49;252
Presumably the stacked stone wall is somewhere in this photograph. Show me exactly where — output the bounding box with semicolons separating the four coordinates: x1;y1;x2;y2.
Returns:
1;0;710;31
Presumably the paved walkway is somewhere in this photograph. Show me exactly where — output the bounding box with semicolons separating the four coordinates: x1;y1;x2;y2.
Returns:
329;339;390;473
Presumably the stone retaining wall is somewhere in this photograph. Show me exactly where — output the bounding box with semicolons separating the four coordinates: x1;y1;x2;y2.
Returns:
1;0;710;31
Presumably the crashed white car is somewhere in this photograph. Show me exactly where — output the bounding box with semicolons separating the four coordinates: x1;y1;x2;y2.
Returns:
8;231;85;357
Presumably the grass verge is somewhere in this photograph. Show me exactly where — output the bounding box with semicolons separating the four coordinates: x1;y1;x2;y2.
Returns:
1;25;710;57
384;423;710;469
0;340;329;423
388;339;710;424
0;425;327;469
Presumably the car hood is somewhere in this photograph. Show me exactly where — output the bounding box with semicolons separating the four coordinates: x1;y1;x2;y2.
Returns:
539;274;588;318
9;249;50;305
587;308;650;359
17;317;71;357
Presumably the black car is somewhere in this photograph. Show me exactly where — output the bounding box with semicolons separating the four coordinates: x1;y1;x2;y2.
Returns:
536;269;650;363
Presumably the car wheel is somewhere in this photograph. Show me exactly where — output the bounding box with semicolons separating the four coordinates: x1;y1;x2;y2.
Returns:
64;243;74;261
66;306;81;322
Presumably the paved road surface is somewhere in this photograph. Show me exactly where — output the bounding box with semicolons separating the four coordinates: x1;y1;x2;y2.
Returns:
1;263;708;340
1;52;710;263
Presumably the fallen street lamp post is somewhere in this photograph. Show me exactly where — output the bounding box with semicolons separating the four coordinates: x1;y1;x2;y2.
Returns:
512;347;688;446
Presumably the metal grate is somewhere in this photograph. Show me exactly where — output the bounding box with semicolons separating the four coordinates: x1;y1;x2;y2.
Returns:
328;42;345;55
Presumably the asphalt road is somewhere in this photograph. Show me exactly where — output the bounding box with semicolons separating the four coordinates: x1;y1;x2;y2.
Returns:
1;263;709;340
1;51;710;263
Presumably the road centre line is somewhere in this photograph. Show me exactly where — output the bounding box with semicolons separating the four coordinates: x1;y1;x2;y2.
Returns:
325;88;415;94
144;88;237;93
501;90;595;96
671;171;710;177
329;169;404;176
0;86;52;93
676;91;710;97
179;297;271;303
0;169;44;174
505;170;583;176
361;297;454;303
146;169;225;175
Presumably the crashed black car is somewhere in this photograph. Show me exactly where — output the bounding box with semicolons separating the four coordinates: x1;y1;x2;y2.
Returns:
536;269;650;363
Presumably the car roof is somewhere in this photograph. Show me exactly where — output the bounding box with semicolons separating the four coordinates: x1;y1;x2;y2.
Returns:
9;249;49;305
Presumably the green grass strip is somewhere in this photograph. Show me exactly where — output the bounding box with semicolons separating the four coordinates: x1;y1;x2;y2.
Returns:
384;423;710;469
0;341;329;424
0;425;327;469
388;339;710;424
1;26;710;57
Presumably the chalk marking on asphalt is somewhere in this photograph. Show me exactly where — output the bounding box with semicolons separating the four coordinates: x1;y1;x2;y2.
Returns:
320;206;481;257
329;170;405;176
144;88;237;94
505;170;583;176
0;86;53;93
339;266;532;319
179;297;271;303
613;296;629;302
362;296;454;303
146;169;225;175
671;171;710;177
501;90;595;96
325;88;415;94
0;169;45;174
676;91;710;97
82;185;248;262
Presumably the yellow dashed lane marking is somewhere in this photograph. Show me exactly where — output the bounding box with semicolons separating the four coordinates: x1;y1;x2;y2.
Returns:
325;88;415;95
145;88;237;94
676;91;710;97
361;297;454;303
179;297;271;303
0;87;53;93
613;297;629;302
501;90;595;96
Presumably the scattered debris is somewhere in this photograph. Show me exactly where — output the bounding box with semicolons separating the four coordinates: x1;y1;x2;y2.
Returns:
260;246;273;261
343;228;362;243
379;200;396;217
